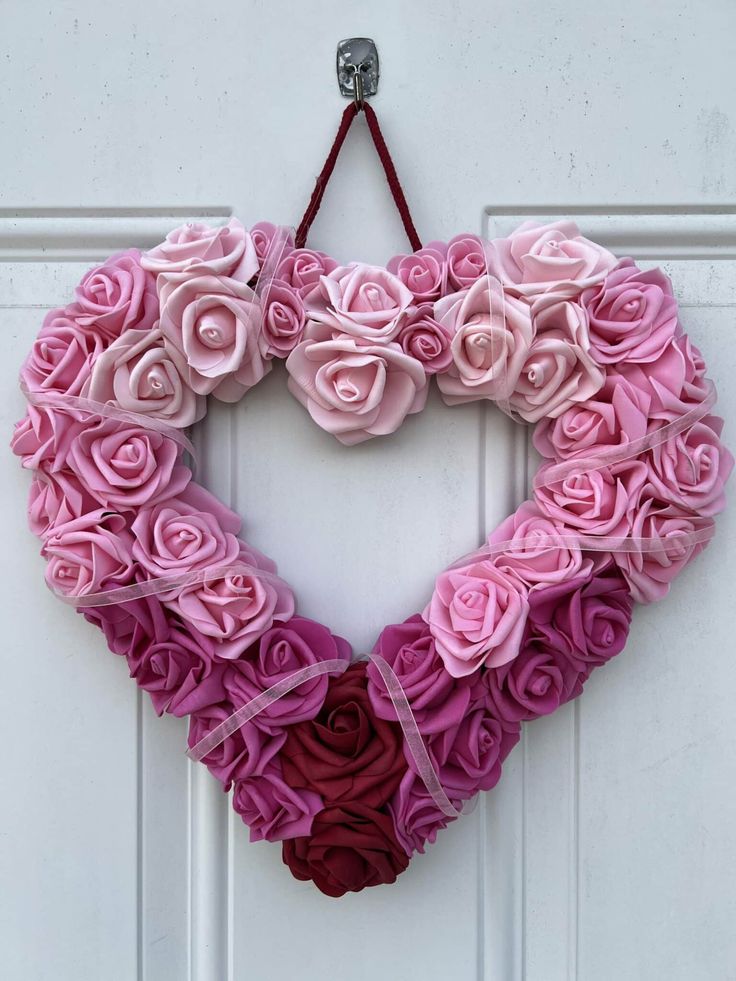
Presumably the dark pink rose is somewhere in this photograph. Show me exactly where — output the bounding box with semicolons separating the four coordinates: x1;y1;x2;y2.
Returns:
426;705;520;796
142;219;259;281
396;305;452;374
482;640;584;723
21;309;105;396
275;248;337;300
387;247;447;301
260;280;307;357
72;249;157;341
29;468;98;537
41;509;135;598
250;222;295;265
187;703;285;790
446;234;487;289
83;590;169;660
581;260;679;364
367;615;473;735
232;762;323;842
224;616;350;730
388;769;463;856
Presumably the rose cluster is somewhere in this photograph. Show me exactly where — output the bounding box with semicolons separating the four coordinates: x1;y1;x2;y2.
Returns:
11;217;732;896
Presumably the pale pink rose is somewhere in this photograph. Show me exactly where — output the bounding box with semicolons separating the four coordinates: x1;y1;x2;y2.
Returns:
446;234;487;289
487;500;593;589
396;304;452;374
644;415;733;517
507;295;605;422
260;280;306;357
71;249;158;341
250;222;295;264
423;560;530;676
310;264;414;341
232;763;323;843
613;499;715;602
65;418;191;511
158;272;269;395
142;218;258;281
21;310;105;396
42;510;135;598
275;248;337;300
387;246;447;301
28;468;98;537
532;375;650;460
485;220;617;298
435;278;533;404
11;406;84;472
581;260;679;364
534;460;648;538
166;568;295;660
286;335;428;445
84;327;205;428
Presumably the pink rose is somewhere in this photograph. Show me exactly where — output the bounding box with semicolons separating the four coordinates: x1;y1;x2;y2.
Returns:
260;280;306;357
483;642;582;722
65;417;191;511
158;272;269;396
11;405;83;472
286;335;428;445
250;222;295;265
396;304;453;374
532;375;650;460
507;295;605;422
275;248;337;300
581;260;679;364
388;769;462;856
310;264;413;341
29;468;98;537
435;278;533;404
167;568;295;660
427;705;520;796
41;509;134;598
387;246;447;301
446;234;487;290
142;218;258;281
84;328;205;428
487;500;593;589
485;220;617;297
424;560;530;676
613;500;714;602
72;249;158;340
21;310;105;396
232;763;324;842
534;459;648;537
187;704;285;790
131;482;241;580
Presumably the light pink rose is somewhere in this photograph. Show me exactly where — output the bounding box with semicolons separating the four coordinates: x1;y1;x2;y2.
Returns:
71;249;158;341
487;500;593;589
260;280;306;357
644;415;733;517
446;234;487;289
423;560;530;676
286;335;428;445
142;218;258;281
533;375;650;460
310;264;413;342
28;468;98;537
232;763;323;843
21;310;105;396
614;499;715;602
534;459;648;537
158;272;269;396
275;248;338;300
65;418;191;511
166;568;295;660
41;509;134;598
250;222;295;264
581;260;679;364
485;220;617;298
507;295;605;422
396;304;452;374
84;327;205;428
11;406;84;472
387;246;447;301
435;277;533;404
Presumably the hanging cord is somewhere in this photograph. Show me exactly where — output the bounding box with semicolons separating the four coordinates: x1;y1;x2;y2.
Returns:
294;101;423;252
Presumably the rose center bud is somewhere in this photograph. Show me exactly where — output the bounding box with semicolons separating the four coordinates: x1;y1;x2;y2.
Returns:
530;672;551;696
39;340;63;367
526;361;546;387
358;283;391;313
197;309;235;350
268;640;295;672
622;298;640;315
142;365;172;397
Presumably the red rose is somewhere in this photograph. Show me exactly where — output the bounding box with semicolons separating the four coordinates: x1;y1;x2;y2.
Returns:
282;803;410;897
281;662;406;808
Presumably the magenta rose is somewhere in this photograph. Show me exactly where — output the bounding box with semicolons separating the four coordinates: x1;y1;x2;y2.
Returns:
275;248;337;300
427;704;520;796
29;468;98;537
309;264;413;341
446;234;487;289
388;769;463;856
65;418;191;510
485;220;616;297
260;280;307;357
71;249;157;341
223;616;350;729
21;309;105;396
396;304;453;374
232;762;323;843
41;509;134;598
84;327;205;428
286;335;428;445
250;221;295;265
482;640;584;723
142;218;259;281
435;278;533;404
187;703;285;790
581;260;679;364
11;405;84;473
83;590;169;660
424;559;530;676
387;246;447;301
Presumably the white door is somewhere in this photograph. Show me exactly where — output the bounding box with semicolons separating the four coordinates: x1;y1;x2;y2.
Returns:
2;3;735;980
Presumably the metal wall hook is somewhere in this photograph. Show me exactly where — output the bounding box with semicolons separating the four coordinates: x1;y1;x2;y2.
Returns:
336;38;379;107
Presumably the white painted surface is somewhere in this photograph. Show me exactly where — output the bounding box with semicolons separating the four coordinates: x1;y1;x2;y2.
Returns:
1;3;735;979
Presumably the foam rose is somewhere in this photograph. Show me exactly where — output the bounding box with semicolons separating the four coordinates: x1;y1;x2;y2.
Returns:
11;406;84;473
232;763;323;843
427;704;520;796
71;249;158;341
21;310;105;396
41;509;134;598
387;246;447;301
446;234;487;289
396;304;453;374
309;264;413;341
388;769;462;856
275;247;337;300
260;280;307;357
142;218;259;281
482;640;584;723
29;468;98;537
187;703;285;790
250;222;295;265
286;335;428;445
